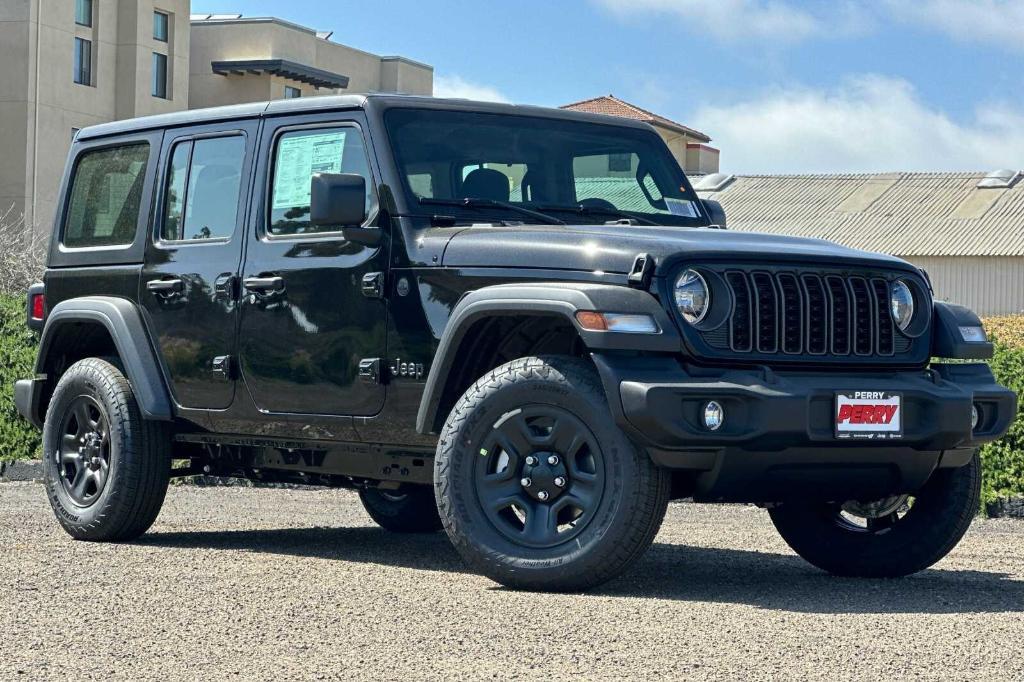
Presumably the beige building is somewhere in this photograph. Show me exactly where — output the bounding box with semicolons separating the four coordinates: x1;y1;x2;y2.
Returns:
561;95;720;175
0;4;433;236
188;15;432;108
1;0;190;235
694;170;1024;316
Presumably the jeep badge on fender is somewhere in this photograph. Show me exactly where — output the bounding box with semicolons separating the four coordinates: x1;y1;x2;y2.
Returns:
13;94;1016;592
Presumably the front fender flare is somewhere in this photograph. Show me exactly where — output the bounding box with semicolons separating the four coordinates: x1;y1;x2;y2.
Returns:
415;282;680;434
33;297;173;423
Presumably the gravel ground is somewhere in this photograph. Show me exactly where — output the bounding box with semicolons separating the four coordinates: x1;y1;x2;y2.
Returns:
1;483;1022;681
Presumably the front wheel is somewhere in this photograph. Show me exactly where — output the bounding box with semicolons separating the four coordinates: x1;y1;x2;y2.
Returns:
434;356;670;592
769;452;982;577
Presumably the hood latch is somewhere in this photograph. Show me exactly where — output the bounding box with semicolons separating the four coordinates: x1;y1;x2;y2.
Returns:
628;253;655;290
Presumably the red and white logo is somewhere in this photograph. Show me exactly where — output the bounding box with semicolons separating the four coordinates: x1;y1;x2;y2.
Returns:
836;392;902;438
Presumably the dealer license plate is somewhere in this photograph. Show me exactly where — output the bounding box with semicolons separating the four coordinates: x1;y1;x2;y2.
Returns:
835;392;903;440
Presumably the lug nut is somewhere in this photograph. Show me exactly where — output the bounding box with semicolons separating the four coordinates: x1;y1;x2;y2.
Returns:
537;491;549;501
554;476;566;488
525;456;537;466
520;477;532;488
547;455;559;466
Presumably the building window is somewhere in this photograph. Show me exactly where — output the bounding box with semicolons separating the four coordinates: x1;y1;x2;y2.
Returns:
152;52;168;98
73;38;92;86
284;86;302;99
153;11;169;42
75;0;92;27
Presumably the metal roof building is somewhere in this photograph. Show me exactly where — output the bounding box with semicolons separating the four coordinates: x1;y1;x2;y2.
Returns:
695;170;1024;316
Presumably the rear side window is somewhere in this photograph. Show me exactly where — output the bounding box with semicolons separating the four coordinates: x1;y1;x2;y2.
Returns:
162;136;246;241
63;144;149;248
268;127;377;237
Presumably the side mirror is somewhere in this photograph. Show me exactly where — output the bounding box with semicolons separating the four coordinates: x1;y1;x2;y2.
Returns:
701;199;727;229
310;173;379;246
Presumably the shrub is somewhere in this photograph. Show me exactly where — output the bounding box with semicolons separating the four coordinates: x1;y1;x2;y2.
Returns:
0;293;41;463
979;319;1024;508
0;204;45;297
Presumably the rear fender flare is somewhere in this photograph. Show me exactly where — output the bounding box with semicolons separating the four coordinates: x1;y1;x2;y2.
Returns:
34;297;173;423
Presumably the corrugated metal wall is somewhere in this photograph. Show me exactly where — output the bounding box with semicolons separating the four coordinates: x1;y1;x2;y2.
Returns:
902;256;1024;316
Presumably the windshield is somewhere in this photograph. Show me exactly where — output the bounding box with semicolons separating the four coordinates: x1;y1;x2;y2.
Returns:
384;108;707;227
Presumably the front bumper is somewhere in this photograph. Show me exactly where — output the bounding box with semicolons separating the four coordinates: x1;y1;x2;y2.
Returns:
593;356;1016;502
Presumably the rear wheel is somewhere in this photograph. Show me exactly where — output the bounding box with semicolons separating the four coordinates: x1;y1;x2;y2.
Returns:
435;355;670;592
42;358;171;541
359;486;443;533
769;452;981;577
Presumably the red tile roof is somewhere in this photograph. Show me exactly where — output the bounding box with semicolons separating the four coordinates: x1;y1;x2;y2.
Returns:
560;95;711;143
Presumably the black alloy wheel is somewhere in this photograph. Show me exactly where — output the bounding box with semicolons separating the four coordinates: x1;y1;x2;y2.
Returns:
474;405;604;549
435;355;671;592
56;396;112;506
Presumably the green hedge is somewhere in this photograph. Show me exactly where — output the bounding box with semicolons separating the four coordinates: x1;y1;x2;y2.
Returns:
0;293;41;463
978;319;1024;507
0;295;1022;511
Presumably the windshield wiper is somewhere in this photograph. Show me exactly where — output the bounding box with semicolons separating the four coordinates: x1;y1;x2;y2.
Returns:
536;202;663;227
537;204;661;226
420;198;565;226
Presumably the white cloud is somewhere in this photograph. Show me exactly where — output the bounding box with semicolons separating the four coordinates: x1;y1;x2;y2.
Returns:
592;0;867;43
886;0;1024;51
433;74;510;103
690;75;1024;173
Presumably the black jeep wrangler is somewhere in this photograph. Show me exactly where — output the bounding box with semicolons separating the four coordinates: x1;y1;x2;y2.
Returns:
14;95;1016;591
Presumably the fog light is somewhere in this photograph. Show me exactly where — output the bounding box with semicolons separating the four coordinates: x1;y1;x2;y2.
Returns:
971;404;980;430
703;401;724;431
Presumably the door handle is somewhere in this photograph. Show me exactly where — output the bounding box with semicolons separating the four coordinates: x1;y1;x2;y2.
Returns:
146;278;184;294
243;275;285;293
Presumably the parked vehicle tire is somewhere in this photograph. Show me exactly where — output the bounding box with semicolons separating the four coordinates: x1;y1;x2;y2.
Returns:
41;358;171;541
359;486;443;533
768;452;982;577
434;355;671;592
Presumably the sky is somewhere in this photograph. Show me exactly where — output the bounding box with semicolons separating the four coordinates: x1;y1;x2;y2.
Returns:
192;0;1024;174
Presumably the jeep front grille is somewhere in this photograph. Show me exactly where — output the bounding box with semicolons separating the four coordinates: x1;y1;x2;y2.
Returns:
715;271;906;358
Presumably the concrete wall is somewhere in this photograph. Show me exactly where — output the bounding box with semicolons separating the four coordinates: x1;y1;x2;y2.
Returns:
903;256;1024;317
189;18;433;110
0;0;189;235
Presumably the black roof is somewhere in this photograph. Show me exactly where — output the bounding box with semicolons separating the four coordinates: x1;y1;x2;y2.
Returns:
75;94;656;141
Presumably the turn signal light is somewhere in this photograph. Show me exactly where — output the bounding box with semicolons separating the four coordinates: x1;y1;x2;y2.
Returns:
575;311;660;334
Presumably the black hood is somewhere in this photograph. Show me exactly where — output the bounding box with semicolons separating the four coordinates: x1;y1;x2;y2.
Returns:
439;224;917;275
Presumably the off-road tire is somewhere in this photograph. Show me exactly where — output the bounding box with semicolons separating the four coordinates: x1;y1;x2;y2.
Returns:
42;358;171;541
434;355;671;592
359;486;443;533
769;452;982;577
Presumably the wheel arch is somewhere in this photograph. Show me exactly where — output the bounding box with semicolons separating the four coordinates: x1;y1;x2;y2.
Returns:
415;282;679;435
31;297;173;426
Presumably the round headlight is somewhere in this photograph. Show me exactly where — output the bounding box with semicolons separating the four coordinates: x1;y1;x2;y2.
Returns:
674;269;709;324
890;280;915;331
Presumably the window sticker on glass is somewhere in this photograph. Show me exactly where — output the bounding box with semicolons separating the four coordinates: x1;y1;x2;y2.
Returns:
665;197;698;218
272;131;346;209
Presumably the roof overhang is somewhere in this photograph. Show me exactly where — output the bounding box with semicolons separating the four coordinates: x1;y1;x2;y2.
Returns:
211;59;350;89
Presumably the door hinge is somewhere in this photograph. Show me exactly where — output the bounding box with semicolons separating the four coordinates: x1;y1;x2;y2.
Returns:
211;355;234;380
215;274;240;301
359;358;383;384
361;272;385;299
